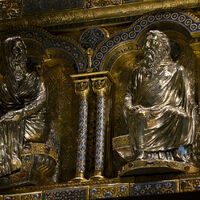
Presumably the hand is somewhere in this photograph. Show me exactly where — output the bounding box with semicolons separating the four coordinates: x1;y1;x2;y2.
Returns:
130;105;147;116
132;105;143;112
0;111;22;122
127;105;143;113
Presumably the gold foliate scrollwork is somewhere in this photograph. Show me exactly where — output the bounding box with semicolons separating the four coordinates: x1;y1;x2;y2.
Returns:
22;143;58;162
5;192;42;200
90;183;129;199
112;135;130;149
91;77;111;96
86;0;122;8
2;1;199;28
180;178;200;192
0;0;23;20
74;79;90;98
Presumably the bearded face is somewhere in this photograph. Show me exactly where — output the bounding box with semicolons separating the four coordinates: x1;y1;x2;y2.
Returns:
12;40;27;64
144;34;162;70
10;39;27;81
144;31;170;71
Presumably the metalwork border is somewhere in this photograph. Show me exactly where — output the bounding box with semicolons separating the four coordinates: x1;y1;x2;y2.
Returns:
0;0;200;29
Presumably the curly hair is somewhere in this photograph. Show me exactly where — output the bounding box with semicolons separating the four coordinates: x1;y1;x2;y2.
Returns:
146;30;171;59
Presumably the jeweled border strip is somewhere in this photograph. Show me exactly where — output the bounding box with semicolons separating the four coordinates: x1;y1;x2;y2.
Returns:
5;178;198;199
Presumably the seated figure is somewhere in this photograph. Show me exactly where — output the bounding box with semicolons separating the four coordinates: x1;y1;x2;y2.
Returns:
123;30;198;162
0;36;57;179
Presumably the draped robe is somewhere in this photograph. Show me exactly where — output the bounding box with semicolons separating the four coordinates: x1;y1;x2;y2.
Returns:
0;72;46;176
124;63;197;160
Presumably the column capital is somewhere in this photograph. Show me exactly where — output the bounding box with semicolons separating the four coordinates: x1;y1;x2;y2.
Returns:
91;77;111;96
74;79;90;98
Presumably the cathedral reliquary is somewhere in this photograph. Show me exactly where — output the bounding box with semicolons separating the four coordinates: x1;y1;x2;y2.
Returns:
1;1;200;199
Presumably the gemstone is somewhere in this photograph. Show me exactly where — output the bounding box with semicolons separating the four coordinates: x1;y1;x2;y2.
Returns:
45;146;50;152
19;171;26;178
128;163;134;168
25;156;30;162
105;192;112;198
34;194;41;199
196;185;200;190
181;180;187;185
184;166;190;171
146;161;154;164
24;145;31;150
120;186;127;192
91;189;97;194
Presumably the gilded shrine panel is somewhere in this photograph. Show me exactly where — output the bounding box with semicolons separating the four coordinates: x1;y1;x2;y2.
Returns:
1;6;200;200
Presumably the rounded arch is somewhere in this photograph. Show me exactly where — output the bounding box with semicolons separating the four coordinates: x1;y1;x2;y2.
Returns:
92;11;200;72
12;27;88;73
135;21;192;48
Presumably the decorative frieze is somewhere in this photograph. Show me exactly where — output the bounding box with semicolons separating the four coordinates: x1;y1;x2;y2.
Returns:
180;178;200;192
44;187;88;200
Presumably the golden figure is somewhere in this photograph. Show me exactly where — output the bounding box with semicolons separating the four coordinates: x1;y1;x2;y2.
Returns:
124;30;198;162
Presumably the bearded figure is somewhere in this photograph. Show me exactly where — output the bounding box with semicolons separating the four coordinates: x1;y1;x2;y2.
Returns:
123;30;197;162
0;36;47;176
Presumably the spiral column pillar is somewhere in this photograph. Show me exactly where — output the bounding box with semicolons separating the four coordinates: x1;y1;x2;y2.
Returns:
72;79;90;181
91;77;111;180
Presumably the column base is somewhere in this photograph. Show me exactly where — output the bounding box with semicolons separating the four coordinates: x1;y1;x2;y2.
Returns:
90;170;105;181
69;171;88;183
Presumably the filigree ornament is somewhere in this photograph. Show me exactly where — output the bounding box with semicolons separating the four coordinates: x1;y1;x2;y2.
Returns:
86;0;121;8
0;0;23;20
80;28;107;50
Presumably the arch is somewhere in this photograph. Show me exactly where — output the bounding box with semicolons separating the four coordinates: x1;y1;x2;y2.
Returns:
15;27;87;73
92;11;200;72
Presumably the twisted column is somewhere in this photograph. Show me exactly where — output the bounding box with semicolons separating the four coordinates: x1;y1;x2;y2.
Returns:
73;79;90;181
91;77;111;179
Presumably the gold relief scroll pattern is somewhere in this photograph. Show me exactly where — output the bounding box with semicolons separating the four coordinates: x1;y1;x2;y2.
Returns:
0;0;23;20
90;184;129;199
180;178;200;192
43;65;78;182
112;135;130;149
85;0;122;8
4;192;42;200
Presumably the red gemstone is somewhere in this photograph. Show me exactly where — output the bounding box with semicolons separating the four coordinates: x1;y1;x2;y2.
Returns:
128;163;133;168
184;166;190;171
19;172;26;178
